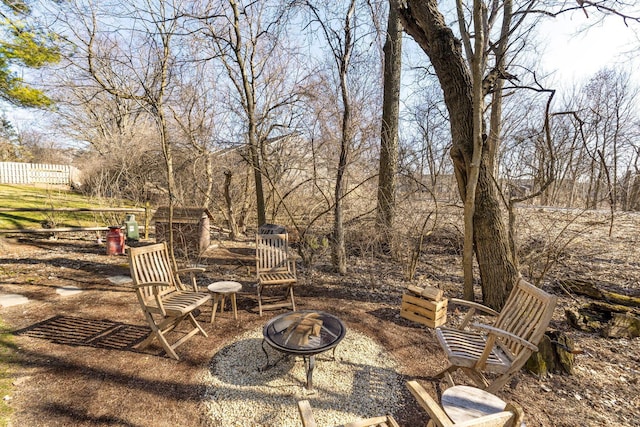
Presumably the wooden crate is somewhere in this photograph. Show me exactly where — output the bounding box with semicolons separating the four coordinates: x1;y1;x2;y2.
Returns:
400;291;447;328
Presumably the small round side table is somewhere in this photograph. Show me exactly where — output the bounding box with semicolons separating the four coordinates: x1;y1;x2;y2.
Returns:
207;281;242;323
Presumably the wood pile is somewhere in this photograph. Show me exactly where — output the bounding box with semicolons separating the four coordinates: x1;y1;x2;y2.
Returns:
400;285;447;328
282;312;323;347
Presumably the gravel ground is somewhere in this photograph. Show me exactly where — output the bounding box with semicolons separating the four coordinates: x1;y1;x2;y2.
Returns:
203;327;403;427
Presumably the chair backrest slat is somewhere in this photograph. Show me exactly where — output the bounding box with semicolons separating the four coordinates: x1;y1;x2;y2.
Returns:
494;278;557;356
129;242;177;300
256;233;292;274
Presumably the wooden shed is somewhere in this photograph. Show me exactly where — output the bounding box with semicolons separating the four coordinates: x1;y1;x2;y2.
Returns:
152;207;214;256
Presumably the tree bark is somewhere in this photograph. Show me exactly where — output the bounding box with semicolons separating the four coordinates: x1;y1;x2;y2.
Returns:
376;0;403;238
461;0;485;302
223;170;240;240
397;0;518;309
227;0;267;226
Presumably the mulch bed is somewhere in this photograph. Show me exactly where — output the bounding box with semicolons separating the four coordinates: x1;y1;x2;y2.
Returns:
0;232;638;426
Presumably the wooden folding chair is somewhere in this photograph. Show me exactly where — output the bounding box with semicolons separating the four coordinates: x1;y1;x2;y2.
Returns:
407;380;524;427
298;400;399;427
434;278;557;392
255;232;298;316
128;242;211;360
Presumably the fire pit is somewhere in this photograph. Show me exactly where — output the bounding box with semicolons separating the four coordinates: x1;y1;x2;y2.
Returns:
261;310;346;390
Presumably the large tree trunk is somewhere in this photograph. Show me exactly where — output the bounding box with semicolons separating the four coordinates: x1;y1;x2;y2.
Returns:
397;1;518;309
376;0;403;237
223;170;240;240
248;131;267;226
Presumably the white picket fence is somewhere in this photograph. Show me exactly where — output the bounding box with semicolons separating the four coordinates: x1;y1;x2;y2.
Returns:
0;162;80;186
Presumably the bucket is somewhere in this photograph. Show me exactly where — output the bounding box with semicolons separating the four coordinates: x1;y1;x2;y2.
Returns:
106;226;125;255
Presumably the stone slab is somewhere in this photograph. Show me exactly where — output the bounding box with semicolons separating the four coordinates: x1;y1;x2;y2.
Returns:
0;294;30;307
56;286;83;296
107;275;133;285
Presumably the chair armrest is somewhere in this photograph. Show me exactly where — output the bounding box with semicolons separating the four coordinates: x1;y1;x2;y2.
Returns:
449;299;500;316
455;411;515;427
343;416;400;427
297;400;318;427
176;267;206;275
448;299;499;330
133;281;172;316
471;323;538;352
406;380;454;427
175;267;206;291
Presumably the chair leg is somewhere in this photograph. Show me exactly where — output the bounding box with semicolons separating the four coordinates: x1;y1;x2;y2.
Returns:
431;365;459;388
137;312;180;356
136;332;156;351
147;316;182;361
211;294;220;323
231;293;238;320
187;312;208;338
461;367;490;389
289;285;296;311
136;311;158;350
443;371;456;388
433;364;455;379
154;313;208;360
486;373;513;394
160;336;181;361
258;284;264;317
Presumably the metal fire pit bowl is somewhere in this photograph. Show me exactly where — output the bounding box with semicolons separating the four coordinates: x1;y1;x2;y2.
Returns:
261;310;346;390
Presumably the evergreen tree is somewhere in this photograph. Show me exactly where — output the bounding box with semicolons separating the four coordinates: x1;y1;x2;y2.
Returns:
0;114;18;160
0;0;60;107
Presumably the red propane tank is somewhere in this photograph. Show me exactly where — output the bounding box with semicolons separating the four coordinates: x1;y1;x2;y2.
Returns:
106;226;125;255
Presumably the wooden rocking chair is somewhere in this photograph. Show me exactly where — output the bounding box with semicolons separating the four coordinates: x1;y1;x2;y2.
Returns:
255;232;298;316
434;278;557;393
128;242;211;360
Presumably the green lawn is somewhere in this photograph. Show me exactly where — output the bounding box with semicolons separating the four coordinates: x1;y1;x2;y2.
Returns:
0;184;137;230
0;321;15;426
0;184;142;426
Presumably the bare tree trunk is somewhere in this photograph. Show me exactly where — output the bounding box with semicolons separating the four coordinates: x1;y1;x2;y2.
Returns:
461;0;486;302
238;169;252;234
376;0;403;239
331;0;356;275
248;133;267;226
397;0;518;309
211;0;268;227
223;170;240;240
305;0;356;274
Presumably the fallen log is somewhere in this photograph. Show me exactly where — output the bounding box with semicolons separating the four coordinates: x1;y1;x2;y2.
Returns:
604;313;640;339
565;301;640;339
558;278;640;308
